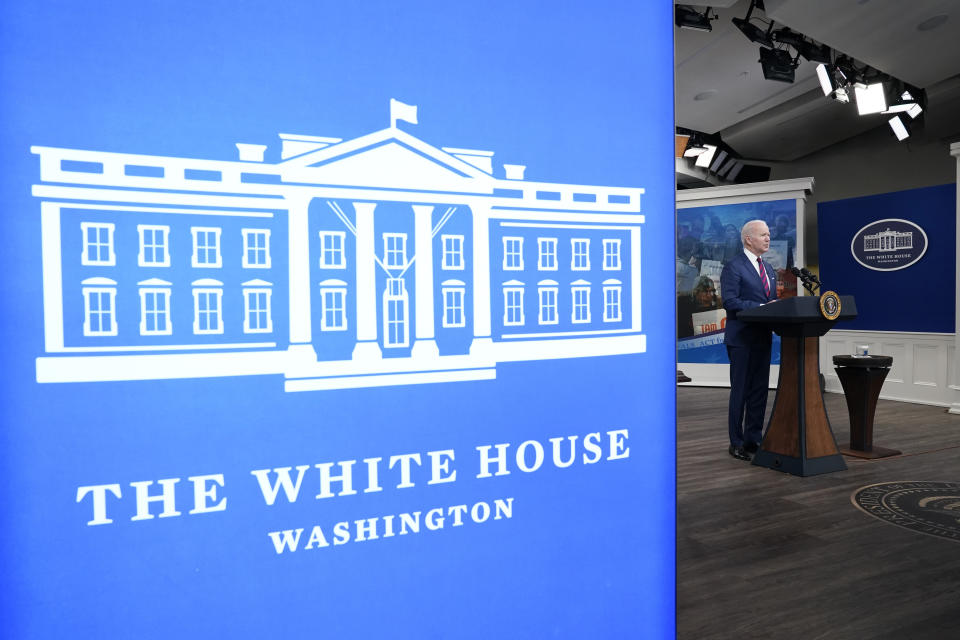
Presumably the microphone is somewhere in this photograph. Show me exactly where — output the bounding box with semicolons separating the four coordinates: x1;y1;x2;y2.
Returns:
800;268;822;287
791;267;817;294
800;268;821;292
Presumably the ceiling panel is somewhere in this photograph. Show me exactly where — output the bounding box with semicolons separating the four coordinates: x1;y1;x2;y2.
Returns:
676;0;960;163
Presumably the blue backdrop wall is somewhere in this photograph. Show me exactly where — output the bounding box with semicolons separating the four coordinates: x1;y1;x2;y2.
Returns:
0;1;676;637
677;199;798;364
818;184;956;333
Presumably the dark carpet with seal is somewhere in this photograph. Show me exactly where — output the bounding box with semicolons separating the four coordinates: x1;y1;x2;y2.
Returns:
853;481;960;543
678;387;960;640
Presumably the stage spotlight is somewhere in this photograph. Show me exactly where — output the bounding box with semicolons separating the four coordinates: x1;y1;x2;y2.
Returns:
676;5;714;32
726;161;745;181
834;56;859;85
888;115;910;141
695;144;718;168
709;150;729;173
759;47;797;83
816;63;834;96
796;40;832;64
718;157;738;178
772;28;804;49
883;88;924;118
732;0;773;48
733;18;774;48
855;82;887;115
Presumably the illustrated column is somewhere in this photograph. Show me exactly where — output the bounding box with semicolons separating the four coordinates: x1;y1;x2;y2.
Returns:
469;202;493;358
353;202;382;362
285;195;316;363
411;205;439;359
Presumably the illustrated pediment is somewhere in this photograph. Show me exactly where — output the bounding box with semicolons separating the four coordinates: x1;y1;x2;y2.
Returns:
281;128;494;193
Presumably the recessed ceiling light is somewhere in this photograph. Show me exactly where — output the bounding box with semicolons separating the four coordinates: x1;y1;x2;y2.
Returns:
694;90;718;101
917;14;948;31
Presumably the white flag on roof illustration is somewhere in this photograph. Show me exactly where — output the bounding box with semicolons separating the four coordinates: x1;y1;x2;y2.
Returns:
390;98;418;127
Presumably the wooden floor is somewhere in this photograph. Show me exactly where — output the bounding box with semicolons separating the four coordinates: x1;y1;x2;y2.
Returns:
678;387;960;639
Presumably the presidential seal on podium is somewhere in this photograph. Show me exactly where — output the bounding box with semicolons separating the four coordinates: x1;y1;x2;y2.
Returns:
819;290;842;320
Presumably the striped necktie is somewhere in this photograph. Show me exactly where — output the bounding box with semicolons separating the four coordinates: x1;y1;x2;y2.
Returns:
757;256;770;297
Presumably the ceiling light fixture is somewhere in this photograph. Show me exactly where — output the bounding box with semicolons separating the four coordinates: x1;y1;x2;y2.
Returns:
855;82;888;115
726;161;745;181
695;144;718;168
758;47;798;83
816;63;834;96
676;5;716;32
732;0;774;48
883;88;925;119
888;115;910;141
771;27;804;49
795;40;832;64
709;149;729;173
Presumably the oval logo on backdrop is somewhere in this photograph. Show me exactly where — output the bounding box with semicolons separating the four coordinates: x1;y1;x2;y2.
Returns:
850;218;928;271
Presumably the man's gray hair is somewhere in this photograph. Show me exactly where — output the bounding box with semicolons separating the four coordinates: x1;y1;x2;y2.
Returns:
741;219;768;243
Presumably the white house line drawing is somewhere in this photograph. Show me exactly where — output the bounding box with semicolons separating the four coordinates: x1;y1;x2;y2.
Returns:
863;228;913;252
32;101;646;391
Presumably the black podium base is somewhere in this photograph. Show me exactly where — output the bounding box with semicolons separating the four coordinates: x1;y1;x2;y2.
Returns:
752;449;847;477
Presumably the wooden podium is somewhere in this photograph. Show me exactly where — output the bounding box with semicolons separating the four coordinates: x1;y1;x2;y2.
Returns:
738;296;857;477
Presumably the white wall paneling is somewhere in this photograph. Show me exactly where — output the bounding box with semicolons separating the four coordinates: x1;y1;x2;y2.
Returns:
821;330;956;408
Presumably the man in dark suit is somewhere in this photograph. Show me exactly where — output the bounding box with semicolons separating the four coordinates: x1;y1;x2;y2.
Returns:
720;220;777;461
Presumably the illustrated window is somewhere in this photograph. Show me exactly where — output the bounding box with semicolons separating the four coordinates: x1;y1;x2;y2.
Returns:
319;231;346;269
383;233;407;269
383;277;409;347
503;237;524;270
192;286;223;334
243;287;273;333
538;238;557;271
139;286;172;335
82;280;118;336
242;229;271;268
538;284;559;325
603;239;621;271
81;222;116;266
503;284;525;326
137;225;170;267
442;235;464;270
191;227;222;268
319;281;348;331
571;284;591;324
442;285;466;328
603;281;622;322
571;238;590;271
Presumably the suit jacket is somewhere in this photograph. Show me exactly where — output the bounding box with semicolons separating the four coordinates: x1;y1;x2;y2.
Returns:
720;251;778;347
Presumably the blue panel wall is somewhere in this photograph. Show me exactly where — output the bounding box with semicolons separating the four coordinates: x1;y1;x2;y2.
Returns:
818;184;956;332
0;1;676;637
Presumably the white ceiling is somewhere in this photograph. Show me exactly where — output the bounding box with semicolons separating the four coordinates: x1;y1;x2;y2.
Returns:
675;0;960;162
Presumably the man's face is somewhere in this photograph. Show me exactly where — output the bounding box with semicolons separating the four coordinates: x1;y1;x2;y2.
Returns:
745;223;770;255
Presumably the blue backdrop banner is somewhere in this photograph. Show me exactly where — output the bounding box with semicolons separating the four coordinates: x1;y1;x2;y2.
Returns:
818;184;956;333
0;1;676;637
677;200;798;364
